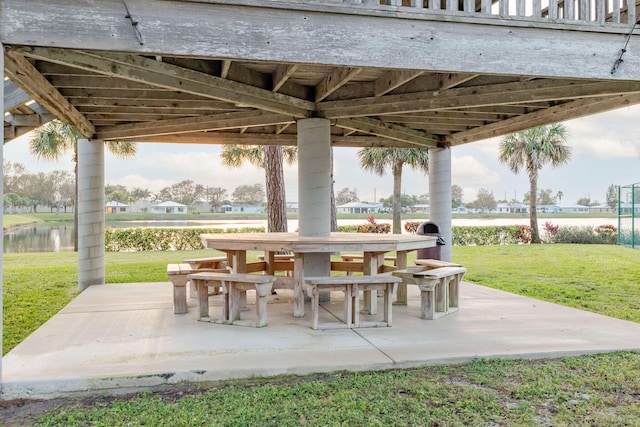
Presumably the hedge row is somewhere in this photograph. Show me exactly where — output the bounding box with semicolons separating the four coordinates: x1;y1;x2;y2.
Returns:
104;223;617;252
104;227;265;252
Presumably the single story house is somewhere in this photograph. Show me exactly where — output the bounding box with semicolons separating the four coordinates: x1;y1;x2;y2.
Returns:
221;204;263;214
336;202;382;214
151;201;188;214
105;201;130;214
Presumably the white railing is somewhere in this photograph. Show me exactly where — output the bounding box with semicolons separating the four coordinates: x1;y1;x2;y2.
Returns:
342;0;637;27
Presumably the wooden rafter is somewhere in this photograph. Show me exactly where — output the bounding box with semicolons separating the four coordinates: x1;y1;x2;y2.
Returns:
122;132;408;148
315;67;362;102
335;117;439;148
273;64;299;92
4;49;95;137
17;47;313;118
374;70;424;97
318;79;640;118
4;79;31;111
447;93;640;145
96;110;296;140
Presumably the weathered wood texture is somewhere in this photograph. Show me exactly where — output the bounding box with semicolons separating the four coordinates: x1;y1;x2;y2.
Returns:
4;0;640;147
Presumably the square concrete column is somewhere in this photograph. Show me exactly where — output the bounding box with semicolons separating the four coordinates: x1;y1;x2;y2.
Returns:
77;138;105;290
297;118;332;281
429;147;452;262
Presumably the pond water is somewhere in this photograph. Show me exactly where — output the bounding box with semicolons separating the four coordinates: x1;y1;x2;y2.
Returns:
3;217;617;253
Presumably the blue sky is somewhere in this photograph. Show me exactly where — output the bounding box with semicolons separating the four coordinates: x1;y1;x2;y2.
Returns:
4;104;640;205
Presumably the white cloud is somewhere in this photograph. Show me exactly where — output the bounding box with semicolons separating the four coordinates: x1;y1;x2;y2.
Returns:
452;155;501;186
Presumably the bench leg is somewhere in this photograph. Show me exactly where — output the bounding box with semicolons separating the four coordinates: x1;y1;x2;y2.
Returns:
228;283;242;323
435;278;446;314
310;285;320;330
344;284;353;328
195;280;210;321
352;284;360;327
383;283;393;326
255;294;268;327
448;274;462;311
420;289;435;320
173;284;187;314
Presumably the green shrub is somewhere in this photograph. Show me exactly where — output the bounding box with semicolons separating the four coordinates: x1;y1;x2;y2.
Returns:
451;225;524;246
549;225;618;244
104;227;265;251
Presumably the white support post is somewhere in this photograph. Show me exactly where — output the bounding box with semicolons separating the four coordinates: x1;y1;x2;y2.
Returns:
297;118;332;311
77;138;105;290
1;43;5;391
429;147;453;262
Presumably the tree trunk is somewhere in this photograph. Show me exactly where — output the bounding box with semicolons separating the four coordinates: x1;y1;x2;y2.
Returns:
264;146;288;233
330;148;337;232
529;172;541;243
392;161;403;234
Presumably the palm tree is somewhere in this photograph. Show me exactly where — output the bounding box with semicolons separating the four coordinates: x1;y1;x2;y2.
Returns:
220;145;296;232
357;148;430;234
30;120;137;250
499;124;571;243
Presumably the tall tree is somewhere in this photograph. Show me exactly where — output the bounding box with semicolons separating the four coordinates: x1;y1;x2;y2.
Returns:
358;148;429;234
499;124;571;243
606;184;618;212
336;188;359;205
451;185;464;208
30;120;137;250
220;145;296;232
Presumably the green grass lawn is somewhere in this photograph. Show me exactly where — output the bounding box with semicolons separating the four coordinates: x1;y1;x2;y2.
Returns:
2;245;639;426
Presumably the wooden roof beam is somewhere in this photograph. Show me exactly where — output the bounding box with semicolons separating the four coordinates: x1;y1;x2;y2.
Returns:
96;110;296;140
4;79;31;111
17;47;313;118
3;49;94;137
123;132;410;148
318;79;640;118
315;67;362;102
335;117;439;148
273;64;299;93
373;70;424;97
447;93;640;145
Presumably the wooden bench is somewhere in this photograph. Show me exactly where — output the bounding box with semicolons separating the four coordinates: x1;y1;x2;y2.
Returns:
304;275;402;330
414;259;463;269
167;263;194;314
188;272;276;328
183;256;229;296
393;266;466;320
339;253;397;276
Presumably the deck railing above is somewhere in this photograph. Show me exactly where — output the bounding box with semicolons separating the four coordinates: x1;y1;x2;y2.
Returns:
341;0;638;27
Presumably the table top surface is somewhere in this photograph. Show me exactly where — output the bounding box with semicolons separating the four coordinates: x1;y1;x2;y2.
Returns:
201;232;436;253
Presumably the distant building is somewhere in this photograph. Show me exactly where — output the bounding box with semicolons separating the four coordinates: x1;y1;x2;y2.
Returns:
589;204;612;213
336;202;382;214
151;201;188;214
105;201;130;214
452;206;468;214
493;202;529;214
557;204;589;214
411;204;429;213
221;204;263;214
538;205;561;213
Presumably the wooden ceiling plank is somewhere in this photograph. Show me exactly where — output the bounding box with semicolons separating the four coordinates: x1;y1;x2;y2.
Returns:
17;47;313;118
221;60;232;79
123;132;410;148
96;110;296;140
4;49;94;137
335;117;438;148
439;73;480;89
374;70;424;97
315;67;363;102
4;79;32;111
273;64;299;92
447;93;640;145
319;79;640;118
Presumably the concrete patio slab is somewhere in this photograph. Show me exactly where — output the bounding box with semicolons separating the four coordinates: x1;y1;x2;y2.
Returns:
2;281;639;400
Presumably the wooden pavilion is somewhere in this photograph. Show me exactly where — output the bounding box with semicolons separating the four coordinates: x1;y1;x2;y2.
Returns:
3;0;640;393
